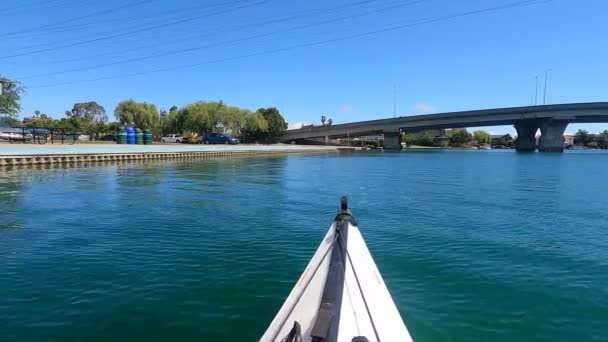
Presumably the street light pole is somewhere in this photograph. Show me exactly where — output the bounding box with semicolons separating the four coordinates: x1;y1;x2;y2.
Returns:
543;68;552;105
534;75;538;105
393;84;397;118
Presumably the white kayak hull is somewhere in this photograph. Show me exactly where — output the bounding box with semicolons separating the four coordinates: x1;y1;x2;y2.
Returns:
261;203;412;342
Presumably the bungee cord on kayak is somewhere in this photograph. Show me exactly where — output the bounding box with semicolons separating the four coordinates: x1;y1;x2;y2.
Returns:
264;197;409;342
338;229;381;342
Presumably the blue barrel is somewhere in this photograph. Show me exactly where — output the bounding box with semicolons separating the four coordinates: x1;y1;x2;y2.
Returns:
126;127;135;145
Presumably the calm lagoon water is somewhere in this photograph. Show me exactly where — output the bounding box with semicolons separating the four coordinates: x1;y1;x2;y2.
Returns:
1;150;607;341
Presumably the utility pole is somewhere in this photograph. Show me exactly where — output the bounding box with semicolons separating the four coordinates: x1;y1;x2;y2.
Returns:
535;75;539;105
393;85;397;118
543;69;552;105
159;109;167;139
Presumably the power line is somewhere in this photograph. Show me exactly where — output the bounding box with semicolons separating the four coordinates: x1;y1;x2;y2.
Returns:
0;0;249;39
3;0;252;53
0;0;70;15
0;0;268;59
40;0;390;65
29;0;549;89
3;0;258;52
18;0;426;79
8;0;375;53
1;0;156;37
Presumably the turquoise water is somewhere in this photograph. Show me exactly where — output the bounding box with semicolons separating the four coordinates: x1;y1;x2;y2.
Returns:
1;150;607;341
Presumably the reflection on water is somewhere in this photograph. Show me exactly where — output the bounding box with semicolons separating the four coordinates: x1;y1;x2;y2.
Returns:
0;150;607;341
0;173;24;230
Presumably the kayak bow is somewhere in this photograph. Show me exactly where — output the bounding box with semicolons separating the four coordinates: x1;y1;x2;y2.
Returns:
261;197;412;342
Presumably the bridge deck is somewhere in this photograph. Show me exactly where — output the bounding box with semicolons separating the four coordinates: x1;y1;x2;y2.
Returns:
284;102;608;140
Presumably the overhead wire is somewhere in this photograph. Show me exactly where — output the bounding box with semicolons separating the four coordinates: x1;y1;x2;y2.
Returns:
18;0;427;79
0;0;249;38
3;0;253;53
1;0;156;37
28;0;550;89
0;0;71;15
0;0;269;59
41;0;389;65
4;0;258;55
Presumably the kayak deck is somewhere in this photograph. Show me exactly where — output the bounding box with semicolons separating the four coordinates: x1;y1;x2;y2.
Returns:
261;199;412;342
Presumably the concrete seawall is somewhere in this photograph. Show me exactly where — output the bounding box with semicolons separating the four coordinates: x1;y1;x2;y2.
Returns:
0;144;344;167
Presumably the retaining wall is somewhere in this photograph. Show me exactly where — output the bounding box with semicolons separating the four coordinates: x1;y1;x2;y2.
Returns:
0;148;335;167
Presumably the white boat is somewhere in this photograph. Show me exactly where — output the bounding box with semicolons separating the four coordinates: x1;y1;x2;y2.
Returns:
0;132;32;141
261;197;412;342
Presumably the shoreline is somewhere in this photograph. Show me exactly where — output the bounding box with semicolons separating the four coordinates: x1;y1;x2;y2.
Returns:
0;144;351;167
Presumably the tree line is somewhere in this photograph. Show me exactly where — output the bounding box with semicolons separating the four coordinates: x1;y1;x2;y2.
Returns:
0;76;287;143
574;129;608;149
161;102;286;143
402;128;493;147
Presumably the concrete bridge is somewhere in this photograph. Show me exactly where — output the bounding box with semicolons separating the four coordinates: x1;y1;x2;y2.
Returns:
283;102;608;151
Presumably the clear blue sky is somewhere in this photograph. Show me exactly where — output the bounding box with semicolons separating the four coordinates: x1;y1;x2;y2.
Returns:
2;0;607;134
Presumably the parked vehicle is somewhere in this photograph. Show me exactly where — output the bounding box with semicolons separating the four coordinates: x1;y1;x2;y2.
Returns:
100;134;116;141
161;134;183;143
182;132;202;144
203;133;239;144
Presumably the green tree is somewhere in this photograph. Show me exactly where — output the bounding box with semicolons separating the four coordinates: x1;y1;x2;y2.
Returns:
54;116;91;134
108;122;121;132
587;134;598;146
175;101;223;134
240;111;268;143
596;130;608;149
402;133;416;146
165;110;181;134
0;77;24;118
23;110;54;128
574;129;589;146
55;118;78;133
417;134;435;146
163;106;180;134
90;121;120;139
221;106;250;135
161;101;281;143
473;130;491;144
0;115;21;127
114;99;159;130
447;128;473;146
257;107;287;143
67;102;107;123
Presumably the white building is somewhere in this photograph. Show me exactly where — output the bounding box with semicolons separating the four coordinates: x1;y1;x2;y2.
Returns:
287;122;311;130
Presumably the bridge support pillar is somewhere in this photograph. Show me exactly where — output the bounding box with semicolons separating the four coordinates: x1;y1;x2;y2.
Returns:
539;119;569;152
383;131;402;150
514;120;539;151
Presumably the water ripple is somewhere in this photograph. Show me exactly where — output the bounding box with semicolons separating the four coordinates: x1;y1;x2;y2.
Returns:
0;151;607;341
